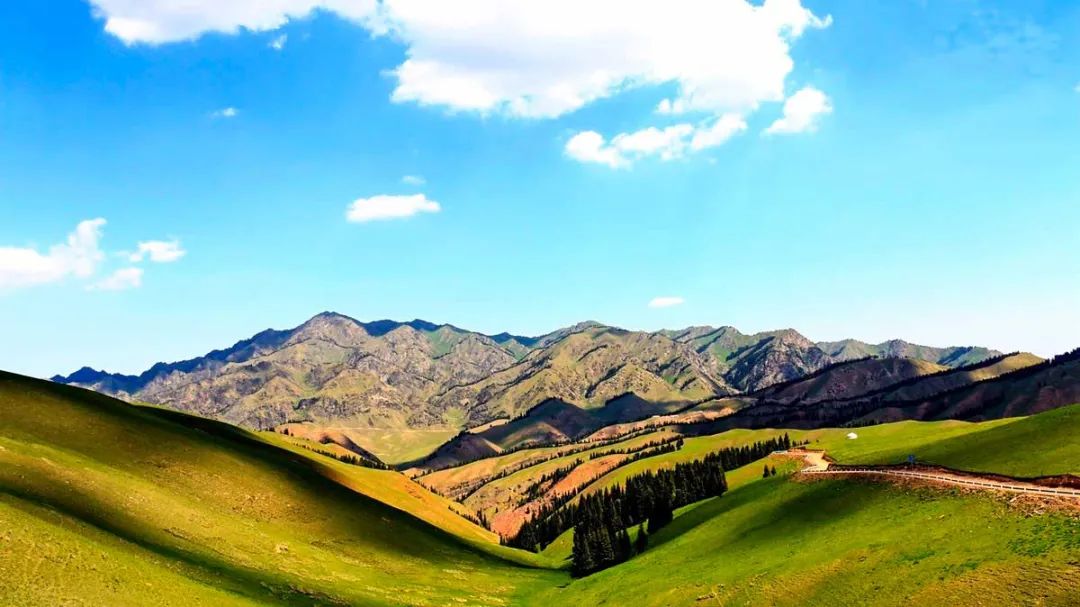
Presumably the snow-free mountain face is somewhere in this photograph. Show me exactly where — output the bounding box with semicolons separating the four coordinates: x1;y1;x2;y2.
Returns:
53;312;1003;460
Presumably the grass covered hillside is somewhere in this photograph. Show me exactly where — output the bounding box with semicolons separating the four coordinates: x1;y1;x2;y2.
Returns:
4;367;1077;606
528;470;1080;606
0;371;560;606
522;406;1080;606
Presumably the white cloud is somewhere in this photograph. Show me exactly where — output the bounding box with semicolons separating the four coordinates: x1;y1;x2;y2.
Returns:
129;240;186;263
0;219;106;289
345;193;441;222
269;33;288;50
565;131;627;169
566;114;746;168
90;267;144;291
648;296;685;308
378;0;829;119
764;86;832;135
401;175;426;186
90;1;829;117
88;1;379;45
211;107;239;119
690;114;750;150
90;1;830;164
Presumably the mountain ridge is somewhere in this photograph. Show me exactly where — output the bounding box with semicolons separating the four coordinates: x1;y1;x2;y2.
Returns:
52;311;1005;462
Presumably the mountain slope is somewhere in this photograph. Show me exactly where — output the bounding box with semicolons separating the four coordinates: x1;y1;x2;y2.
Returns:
818;338;1002;367
54;312;525;433
750;353;1044;406
682;351;1076;434
431;324;732;422
751;357;949;404
0;370;559;606
53;313;1004;462
415;393;696;471
666;326;833;391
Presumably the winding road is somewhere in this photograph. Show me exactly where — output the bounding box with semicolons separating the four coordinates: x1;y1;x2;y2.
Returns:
787;450;1080;499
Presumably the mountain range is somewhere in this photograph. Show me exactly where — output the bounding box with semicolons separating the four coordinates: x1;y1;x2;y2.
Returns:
53;311;1004;462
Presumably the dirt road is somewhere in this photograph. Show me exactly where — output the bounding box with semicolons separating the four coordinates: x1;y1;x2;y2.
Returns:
788;449;1080;499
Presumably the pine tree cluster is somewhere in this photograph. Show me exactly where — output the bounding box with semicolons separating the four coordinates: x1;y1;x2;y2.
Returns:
504;433;792;563
568;457;727;576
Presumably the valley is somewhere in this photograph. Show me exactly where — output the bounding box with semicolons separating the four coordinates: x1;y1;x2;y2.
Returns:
9;2;1079;605
5;347;1079;605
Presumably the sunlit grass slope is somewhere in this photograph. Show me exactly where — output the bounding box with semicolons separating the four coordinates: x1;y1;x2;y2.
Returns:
815;403;1080;477
0;371;560;606
3;367;1076;607
532;405;1080;602
581;405;1080;498
529;473;1080;606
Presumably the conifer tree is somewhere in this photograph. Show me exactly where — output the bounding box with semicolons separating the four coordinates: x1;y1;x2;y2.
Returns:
647;494;673;533
571;526;594;576
635;523;648;554
617;529;632;561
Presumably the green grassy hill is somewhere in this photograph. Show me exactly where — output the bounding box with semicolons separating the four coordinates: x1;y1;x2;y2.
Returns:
525;405;1080;606
577;405;1080;500
3;368;1077;606
0;371;560;606
529;469;1079;606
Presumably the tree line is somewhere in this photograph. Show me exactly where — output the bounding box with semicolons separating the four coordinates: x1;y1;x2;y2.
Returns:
416;425;681;482
566;457;728;575
431;433;683;501
504;434;792;569
515;439;685;507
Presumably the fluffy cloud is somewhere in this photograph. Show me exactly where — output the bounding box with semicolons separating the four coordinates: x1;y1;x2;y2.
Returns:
211;107;239;119
346;193;441;222
764;86;832;135
566;114;747;168
91;0;830;165
90;1;829;117
0;219;184;292
90;267;144;291
88;0;378;45
0;219;106;289
379;0;829;119
648;296;685;309
269;33;288;51
565;131;626;168
401;175;426;186
129;240;186;263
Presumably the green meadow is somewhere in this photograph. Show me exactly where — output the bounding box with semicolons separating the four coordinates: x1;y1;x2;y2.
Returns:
1;370;1077;606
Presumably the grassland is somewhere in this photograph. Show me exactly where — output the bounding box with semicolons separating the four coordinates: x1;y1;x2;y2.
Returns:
0;371;560;606
336;425;462;465
577;407;1080;499
528;468;1079;606
2;367;1077;606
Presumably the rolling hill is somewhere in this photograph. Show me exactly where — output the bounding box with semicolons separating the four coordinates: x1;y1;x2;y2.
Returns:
4;366;1079;606
423;402;1080;606
0;370;561;606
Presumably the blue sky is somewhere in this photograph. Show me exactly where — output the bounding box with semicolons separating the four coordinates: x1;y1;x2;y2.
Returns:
2;0;1079;377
